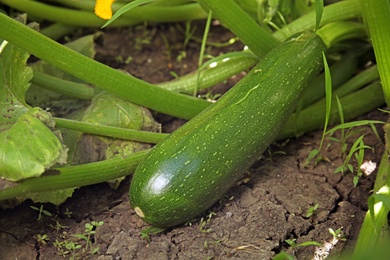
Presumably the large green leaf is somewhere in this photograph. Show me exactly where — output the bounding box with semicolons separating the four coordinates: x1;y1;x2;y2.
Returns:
73;92;160;188
0;33;98;204
0;16;68;182
0;107;68;181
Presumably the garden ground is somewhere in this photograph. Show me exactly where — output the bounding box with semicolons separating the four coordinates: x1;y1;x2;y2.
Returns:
0;21;385;260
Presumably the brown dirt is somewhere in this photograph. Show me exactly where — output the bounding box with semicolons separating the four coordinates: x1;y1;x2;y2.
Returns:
0;21;386;260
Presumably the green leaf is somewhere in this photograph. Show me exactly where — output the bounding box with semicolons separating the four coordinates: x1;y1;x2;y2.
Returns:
298;241;322;247
140;226;165;241
272;251;294;260
285;239;296;246
326;120;385;136
367;194;377;223
353;176;359;187
22;188;74;205
304;149;319;167
30;205;39;211
71;93;159;188
72;93;159;164
73;234;88;240
334;165;345;174
374;194;390;210
0;107;68;181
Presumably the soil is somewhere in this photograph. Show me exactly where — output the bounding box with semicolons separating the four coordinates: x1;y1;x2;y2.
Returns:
0;20;386;260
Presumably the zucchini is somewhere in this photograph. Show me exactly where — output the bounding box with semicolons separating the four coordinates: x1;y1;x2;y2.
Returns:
129;32;326;228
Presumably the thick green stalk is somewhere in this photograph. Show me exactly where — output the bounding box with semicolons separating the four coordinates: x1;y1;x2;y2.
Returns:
359;0;390;107
273;0;361;42
316;21;366;48
0;0;206;27
0;13;210;119
352;150;390;258
300;52;358;108
311;65;379;107
0;150;149;201
50;0;207;22
158;52;258;93
32;71;95;100
197;0;280;58
39;23;78;40
54;118;168;144
0;0;134;27
277;81;384;140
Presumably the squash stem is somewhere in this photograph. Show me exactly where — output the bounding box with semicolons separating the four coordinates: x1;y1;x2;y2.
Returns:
32;71;95;100
54;118;168;144
0;150;150;201
278;81;384;140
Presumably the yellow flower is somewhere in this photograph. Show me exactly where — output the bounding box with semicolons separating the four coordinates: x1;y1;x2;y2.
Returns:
95;0;115;20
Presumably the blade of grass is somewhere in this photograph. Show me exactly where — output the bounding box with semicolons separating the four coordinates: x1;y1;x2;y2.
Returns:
300;52;358;108
318;52;332;151
326;120;385;136
194;10;212;96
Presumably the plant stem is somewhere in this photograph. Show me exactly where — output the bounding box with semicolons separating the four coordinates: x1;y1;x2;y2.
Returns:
32;71;95;100
316;21;366;48
54;118;168;143
273;0;361;42
39;23;78;40
159;52;258;93
0;0;133;27
359;0;390;107
197;0;280;58
0;0;207;27
352;150;390;258
0;12;210;119
312;65;379;107
0;150;150;201
277;81;385;140
50;0;207;23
